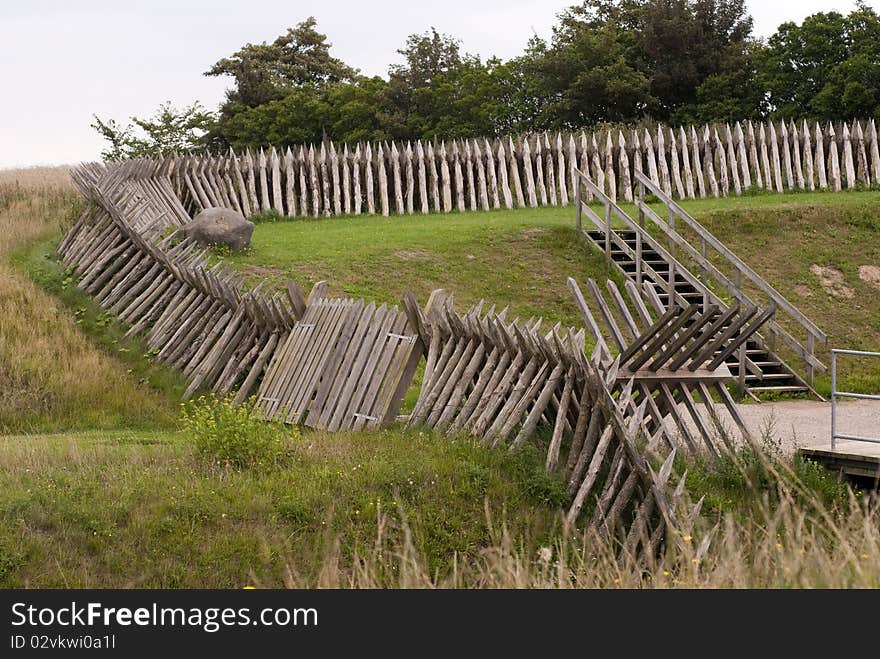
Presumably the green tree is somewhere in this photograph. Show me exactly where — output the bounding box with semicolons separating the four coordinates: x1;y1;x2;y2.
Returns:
91;101;215;161
528;8;654;128
381;28;471;139
206;17;357;109
758;3;880;120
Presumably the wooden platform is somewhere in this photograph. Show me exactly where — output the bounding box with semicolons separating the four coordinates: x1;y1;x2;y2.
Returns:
799;441;880;480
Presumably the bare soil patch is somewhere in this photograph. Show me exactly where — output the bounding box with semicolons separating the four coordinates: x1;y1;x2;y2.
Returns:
394;249;431;260
858;264;880;290
520;227;545;239
809;264;854;299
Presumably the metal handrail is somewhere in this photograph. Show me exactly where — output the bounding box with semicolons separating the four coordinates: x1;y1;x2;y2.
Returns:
633;170;827;343
831;349;880;450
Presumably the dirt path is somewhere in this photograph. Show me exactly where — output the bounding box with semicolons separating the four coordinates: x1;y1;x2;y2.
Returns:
726;398;880;454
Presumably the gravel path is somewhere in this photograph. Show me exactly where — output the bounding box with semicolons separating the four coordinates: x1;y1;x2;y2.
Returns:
724;398;880;455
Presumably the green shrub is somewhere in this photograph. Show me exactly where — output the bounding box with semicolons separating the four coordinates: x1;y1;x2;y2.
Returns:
180;395;297;469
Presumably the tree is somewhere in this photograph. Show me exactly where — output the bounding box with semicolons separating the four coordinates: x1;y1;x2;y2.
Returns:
758;4;880;120
381;28;472;139
528;9;655;127
91;102;215;161
206;17;357;108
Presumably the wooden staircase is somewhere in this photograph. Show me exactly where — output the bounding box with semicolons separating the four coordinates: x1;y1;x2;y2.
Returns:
573;168;827;399
583;229;810;394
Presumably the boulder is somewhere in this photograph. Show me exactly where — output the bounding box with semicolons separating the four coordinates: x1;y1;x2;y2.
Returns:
182;207;254;250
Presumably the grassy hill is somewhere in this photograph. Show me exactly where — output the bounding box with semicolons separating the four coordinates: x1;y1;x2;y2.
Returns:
228;191;880;393
1;173;879;588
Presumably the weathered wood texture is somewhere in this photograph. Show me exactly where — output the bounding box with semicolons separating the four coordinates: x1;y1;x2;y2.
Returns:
157;120;875;221
402;287;705;544
61;158;425;420
574;166;827;395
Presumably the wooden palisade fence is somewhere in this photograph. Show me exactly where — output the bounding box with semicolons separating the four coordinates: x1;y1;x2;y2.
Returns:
59;152;802;545
170;119;880;220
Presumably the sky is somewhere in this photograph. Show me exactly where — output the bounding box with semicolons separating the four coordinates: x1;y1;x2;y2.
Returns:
0;0;875;168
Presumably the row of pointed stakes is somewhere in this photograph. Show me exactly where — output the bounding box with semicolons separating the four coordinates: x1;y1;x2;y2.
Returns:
61;160;307;401
164;118;880;219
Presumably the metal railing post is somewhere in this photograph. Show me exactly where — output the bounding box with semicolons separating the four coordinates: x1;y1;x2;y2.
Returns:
807;332;815;385
604;202;611;259
700;237;708;310
636;232;643;286
829;348;880;448
668;207;676;300
636;181;644;286
831;350;837;451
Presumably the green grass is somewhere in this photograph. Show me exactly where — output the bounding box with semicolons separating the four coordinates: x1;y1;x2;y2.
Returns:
226;205;618;329
228;190;880;392
0;427;564;588
0;184;181;434
2;183;879;588
14;239;188;400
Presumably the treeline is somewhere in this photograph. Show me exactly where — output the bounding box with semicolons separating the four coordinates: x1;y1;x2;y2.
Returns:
93;1;880;160
203;1;880;151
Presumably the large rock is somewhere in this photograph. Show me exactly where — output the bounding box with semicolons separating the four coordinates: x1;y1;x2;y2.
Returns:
182;207;254;250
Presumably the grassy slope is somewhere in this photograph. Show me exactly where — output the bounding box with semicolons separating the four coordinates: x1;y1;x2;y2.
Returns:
0;180;562;588
229;191;880;392
230;206;617;329
2;181;878;588
0;428;563;587
0;183;180;433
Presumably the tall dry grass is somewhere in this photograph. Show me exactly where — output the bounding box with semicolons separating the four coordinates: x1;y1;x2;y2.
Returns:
270;468;879;589
0;170;176;432
0;165;73;196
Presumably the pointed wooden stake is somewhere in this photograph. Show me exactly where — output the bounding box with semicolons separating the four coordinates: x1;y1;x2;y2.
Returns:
495;139;513;209
534;136;548;205
391;141;404;214
644;128;660;187
377;142;390;216
725;124;741;194
416;141;429;214
341;144;352;215
522;137;538;207
590;132;604;197
604;131;616;203
747;121;763;189
814;123;828;190
556;132;569;204
485;138;501;209
405;141;415;214
365;142;376;214
828;123;841;192
618;130;632;202
703;126;719;197
802;119;815;191
790;121;804;189
680;126;695;199
544;133;557;205
352;143;363;215
656;125;671;196
453;141;466;211
842;122;856;189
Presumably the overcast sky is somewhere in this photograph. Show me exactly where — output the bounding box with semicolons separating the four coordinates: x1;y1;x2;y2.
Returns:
1;0;874;168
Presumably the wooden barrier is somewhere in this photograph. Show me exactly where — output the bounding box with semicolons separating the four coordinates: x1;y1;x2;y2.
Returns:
155;119;877;221
60;155;789;545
